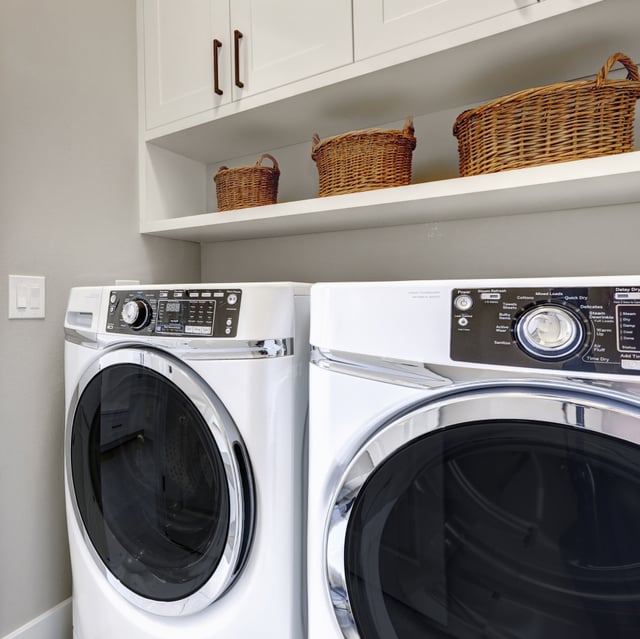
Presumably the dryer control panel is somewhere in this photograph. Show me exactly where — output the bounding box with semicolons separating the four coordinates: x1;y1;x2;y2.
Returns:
106;288;242;337
450;285;640;375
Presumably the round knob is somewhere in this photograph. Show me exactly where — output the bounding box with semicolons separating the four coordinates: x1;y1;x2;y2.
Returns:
515;304;585;360
121;299;151;330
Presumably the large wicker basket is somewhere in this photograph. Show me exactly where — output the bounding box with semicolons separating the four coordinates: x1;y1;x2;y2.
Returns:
453;52;640;177
214;153;280;211
311;117;416;197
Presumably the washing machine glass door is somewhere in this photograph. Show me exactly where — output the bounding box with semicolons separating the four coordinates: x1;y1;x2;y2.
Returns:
68;348;252;616
329;386;640;639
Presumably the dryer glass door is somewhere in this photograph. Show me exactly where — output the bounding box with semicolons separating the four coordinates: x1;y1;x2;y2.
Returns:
69;355;247;611
334;390;640;639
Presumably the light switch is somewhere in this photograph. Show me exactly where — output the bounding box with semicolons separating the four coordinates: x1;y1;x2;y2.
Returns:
9;275;46;319
30;285;42;309
16;285;28;309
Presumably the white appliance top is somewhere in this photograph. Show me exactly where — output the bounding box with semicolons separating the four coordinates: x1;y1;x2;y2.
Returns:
65;282;309;343
310;275;640;382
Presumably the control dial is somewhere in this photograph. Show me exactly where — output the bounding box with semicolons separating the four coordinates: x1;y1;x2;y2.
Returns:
515;304;585;360
121;299;152;330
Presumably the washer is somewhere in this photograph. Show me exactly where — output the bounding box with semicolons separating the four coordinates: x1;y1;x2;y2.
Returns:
64;282;309;639
308;276;640;639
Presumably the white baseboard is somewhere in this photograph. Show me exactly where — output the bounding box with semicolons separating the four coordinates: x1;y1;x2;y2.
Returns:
2;598;72;639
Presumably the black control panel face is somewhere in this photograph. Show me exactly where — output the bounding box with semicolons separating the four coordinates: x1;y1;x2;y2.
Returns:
450;285;640;375
106;288;242;337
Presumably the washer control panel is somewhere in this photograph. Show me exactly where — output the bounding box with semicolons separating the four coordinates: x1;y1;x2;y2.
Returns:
106;288;242;337
451;285;640;375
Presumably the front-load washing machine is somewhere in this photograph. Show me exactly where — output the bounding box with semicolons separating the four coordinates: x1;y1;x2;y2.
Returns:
308;276;640;639
64;282;309;639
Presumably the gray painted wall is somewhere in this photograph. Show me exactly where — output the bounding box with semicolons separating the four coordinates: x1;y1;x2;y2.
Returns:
0;1;200;636
201;204;640;283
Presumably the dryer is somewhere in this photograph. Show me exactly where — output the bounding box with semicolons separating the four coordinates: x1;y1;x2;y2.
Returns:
64;282;309;639
308;276;640;639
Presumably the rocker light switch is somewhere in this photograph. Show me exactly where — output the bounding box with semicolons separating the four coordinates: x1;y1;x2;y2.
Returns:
9;275;46;319
16;285;28;309
30;285;41;309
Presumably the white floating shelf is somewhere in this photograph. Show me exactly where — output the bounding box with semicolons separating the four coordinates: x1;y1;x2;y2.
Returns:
141;152;640;244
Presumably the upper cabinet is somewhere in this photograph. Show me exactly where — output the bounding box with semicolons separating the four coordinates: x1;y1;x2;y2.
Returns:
142;0;352;131
353;0;540;60
229;0;352;101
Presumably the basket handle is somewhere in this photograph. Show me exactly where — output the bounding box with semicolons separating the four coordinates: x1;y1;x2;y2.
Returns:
402;116;414;137
596;52;639;86
256;153;279;171
311;134;321;160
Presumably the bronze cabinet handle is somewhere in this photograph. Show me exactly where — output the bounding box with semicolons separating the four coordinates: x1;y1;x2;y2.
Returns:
233;29;244;88
213;39;223;95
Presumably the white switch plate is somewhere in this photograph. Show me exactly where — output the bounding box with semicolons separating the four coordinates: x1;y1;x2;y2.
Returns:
9;275;46;319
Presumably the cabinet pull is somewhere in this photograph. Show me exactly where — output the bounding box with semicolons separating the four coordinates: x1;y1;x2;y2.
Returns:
234;29;244;88
213;39;223;95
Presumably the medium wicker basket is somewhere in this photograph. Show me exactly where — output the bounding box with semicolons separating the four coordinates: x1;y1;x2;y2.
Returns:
453;52;640;177
214;153;280;211
311;117;416;197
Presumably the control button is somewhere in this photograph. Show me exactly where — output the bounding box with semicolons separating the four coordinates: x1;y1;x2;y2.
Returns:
515;304;585;360
201;291;212;298
480;292;501;301
225;327;232;335
227;293;238;305
185;325;212;335
226;318;233;326
454;294;473;311
458;317;469;327
621;359;640;370
110;294;117;304
189;291;199;298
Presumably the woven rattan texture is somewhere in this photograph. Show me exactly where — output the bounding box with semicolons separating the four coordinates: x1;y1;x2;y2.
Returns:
214;154;280;211
312;117;416;197
453;53;640;176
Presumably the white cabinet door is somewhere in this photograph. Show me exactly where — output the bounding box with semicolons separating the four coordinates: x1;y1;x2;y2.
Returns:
142;0;231;129
353;0;539;60
230;0;353;100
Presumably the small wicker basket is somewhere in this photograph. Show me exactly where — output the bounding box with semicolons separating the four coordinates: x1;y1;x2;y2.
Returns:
214;153;280;211
453;52;640;177
311;117;416;197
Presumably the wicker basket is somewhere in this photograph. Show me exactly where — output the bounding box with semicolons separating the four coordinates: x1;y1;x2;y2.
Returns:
453;52;640;177
214;153;280;211
311;117;416;197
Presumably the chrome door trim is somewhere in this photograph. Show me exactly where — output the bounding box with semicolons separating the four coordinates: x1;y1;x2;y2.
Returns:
65;346;253;617
325;383;640;638
311;346;452;389
64;327;101;348
64;328;293;359
179;337;293;359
